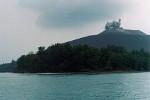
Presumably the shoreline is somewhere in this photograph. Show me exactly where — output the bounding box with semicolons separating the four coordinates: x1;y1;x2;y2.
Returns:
15;71;150;75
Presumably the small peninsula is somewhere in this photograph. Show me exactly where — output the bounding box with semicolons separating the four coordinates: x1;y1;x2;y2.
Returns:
17;44;150;73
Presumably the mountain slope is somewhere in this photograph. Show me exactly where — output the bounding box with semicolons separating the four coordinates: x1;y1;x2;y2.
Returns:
68;29;150;51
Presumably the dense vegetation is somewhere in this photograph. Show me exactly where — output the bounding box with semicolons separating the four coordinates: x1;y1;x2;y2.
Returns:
0;60;17;72
17;43;150;73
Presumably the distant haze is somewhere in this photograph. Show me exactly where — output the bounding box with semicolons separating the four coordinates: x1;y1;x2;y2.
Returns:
0;0;150;63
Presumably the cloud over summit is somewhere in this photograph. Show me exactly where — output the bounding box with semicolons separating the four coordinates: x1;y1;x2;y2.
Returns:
19;0;127;28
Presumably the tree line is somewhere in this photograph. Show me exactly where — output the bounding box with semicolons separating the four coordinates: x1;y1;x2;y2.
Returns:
17;43;150;73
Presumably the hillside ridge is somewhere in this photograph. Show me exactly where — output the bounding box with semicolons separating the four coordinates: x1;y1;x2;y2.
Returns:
100;29;146;35
68;29;150;52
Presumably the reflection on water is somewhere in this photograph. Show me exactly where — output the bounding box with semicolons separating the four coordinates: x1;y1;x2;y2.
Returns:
0;72;150;100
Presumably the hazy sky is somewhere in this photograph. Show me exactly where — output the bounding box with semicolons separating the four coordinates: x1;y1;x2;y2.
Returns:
0;0;150;63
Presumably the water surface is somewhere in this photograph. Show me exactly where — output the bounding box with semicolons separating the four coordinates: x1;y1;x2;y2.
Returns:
0;72;150;100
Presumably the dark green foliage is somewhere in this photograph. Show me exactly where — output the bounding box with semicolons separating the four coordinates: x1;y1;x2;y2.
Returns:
0;62;17;72
16;43;150;73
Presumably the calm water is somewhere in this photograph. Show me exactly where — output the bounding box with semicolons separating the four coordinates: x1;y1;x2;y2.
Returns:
1;73;150;100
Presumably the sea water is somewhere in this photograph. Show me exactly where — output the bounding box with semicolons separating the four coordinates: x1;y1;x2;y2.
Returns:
0;72;150;100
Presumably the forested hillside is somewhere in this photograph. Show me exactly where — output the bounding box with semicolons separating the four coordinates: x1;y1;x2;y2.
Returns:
17;43;150;73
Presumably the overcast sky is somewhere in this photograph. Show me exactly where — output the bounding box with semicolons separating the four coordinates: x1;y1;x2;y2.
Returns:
0;0;150;63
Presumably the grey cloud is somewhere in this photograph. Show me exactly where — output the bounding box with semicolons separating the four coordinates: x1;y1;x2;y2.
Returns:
19;0;127;28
